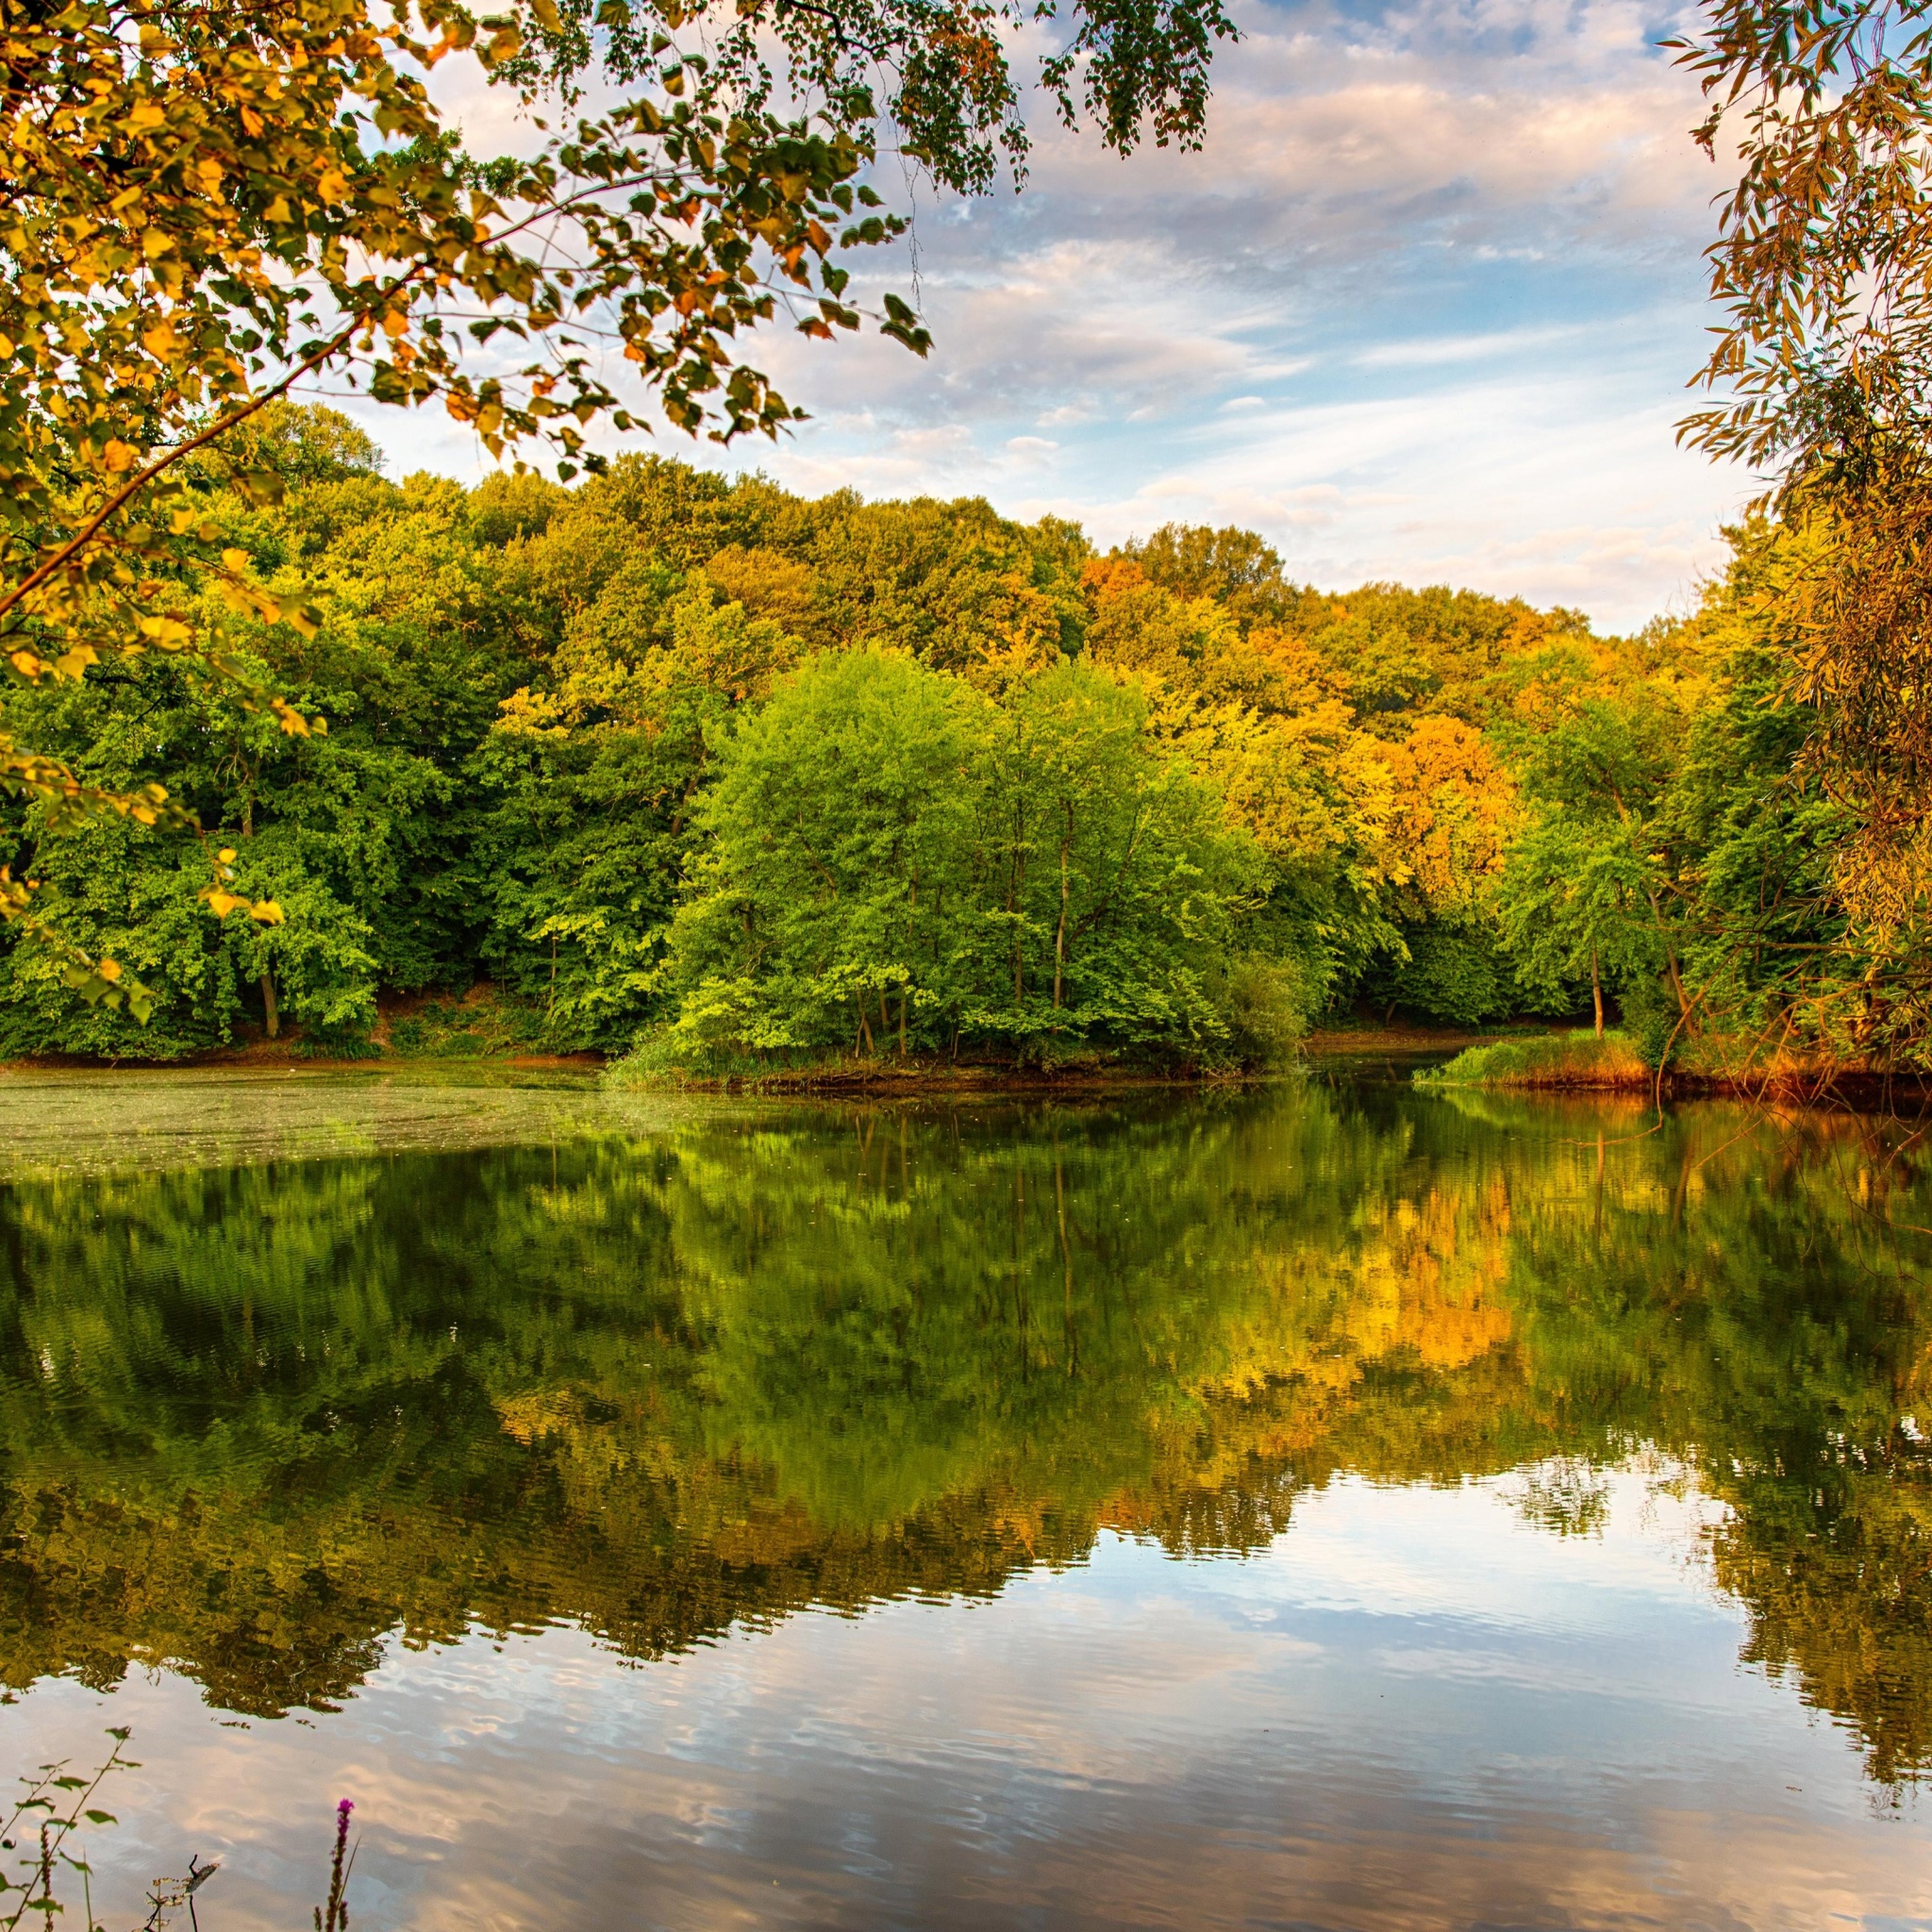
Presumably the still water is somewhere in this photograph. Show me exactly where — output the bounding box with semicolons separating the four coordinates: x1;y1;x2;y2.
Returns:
0;1068;1928;1929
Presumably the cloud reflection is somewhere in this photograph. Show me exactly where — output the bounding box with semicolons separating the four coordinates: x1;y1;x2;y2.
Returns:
4;1479;1926;1932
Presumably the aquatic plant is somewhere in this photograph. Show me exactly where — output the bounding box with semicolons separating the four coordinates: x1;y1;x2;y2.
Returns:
1;1739;355;1932
0;1728;134;1932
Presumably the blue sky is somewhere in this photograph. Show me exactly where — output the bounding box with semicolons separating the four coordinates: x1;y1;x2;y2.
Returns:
372;0;1750;632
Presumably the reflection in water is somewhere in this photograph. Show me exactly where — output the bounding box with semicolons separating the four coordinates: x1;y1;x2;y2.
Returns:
0;1077;1929;1925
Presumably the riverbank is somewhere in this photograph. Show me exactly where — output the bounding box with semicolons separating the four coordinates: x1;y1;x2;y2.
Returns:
1419;1028;1928;1104
0;1016;1614;1091
8;1009;1914;1107
1417;1031;1652;1091
0;988;604;1077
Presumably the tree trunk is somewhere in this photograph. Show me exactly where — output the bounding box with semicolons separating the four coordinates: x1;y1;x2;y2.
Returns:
1053;808;1071;1012
260;969;279;1041
1591;943;1604;1040
1641;884;1690;1021
1010;870;1024;1002
1008;793;1025;1006
897;989;908;1060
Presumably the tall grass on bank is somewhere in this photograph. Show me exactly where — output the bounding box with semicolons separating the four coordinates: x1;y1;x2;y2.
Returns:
1415;1030;1652;1090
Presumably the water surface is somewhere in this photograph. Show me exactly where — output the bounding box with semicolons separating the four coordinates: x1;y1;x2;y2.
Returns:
0;1071;1927;1929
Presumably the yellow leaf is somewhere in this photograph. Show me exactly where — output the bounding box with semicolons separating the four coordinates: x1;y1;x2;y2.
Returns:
0;334;14;359
53;645;97;679
250;900;286;924
277;597;320;639
141;320;177;357
142;226;170;260
216;847;237;864
102;439;135;473
315;168;347;206
96;958;122;983
221;548;249;573
206;890;242;918
8;650;42;678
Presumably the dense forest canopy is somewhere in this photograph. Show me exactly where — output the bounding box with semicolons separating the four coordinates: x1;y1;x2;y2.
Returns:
0;403;1901;1074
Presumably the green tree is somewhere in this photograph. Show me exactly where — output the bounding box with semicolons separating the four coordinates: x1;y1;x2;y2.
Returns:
975;660;1260;1055
655;649;994;1064
1492;665;1698;1053
0;0;1234;1006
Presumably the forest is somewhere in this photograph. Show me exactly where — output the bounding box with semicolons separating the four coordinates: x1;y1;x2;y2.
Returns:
4;0;1929;1086
0;402;1888;1078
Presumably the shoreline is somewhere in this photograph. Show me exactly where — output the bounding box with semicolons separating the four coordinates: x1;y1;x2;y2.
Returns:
0;1023;1479;1091
1417;1028;1931;1108
2;1024;1921;1109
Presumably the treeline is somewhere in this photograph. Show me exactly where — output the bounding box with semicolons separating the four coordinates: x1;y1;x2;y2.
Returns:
0;405;1891;1072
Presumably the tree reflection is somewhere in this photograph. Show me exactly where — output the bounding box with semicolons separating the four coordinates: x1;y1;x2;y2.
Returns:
0;1087;1925;1787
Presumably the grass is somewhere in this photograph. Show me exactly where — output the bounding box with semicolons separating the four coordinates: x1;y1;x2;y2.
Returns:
1415;1028;1652;1090
380;989;549;1059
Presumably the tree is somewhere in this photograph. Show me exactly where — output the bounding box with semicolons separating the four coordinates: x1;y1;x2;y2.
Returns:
1491;660;1698;1049
981;659;1258;1051
1674;0;1932;1067
642;652;1263;1071
1496;813;1659;1039
0;0;1234;1008
656;649;995;1064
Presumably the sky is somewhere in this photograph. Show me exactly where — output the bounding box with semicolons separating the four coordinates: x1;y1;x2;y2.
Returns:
348;0;1752;634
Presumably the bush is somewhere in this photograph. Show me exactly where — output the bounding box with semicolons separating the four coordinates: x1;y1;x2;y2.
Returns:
1209;952;1310;1069
1619;974;1685;1070
1365;922;1515;1027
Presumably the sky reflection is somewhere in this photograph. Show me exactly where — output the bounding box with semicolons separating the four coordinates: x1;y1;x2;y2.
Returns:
6;1471;1925;1932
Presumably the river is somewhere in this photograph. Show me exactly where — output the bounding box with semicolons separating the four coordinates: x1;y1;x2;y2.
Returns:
0;1065;1926;1929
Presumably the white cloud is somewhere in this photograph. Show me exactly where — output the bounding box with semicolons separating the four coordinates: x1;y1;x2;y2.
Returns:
334;0;1751;631
1351;325;1586;369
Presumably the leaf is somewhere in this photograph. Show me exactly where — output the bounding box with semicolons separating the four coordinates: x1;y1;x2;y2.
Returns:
277;596;323;639
234;470;287;508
